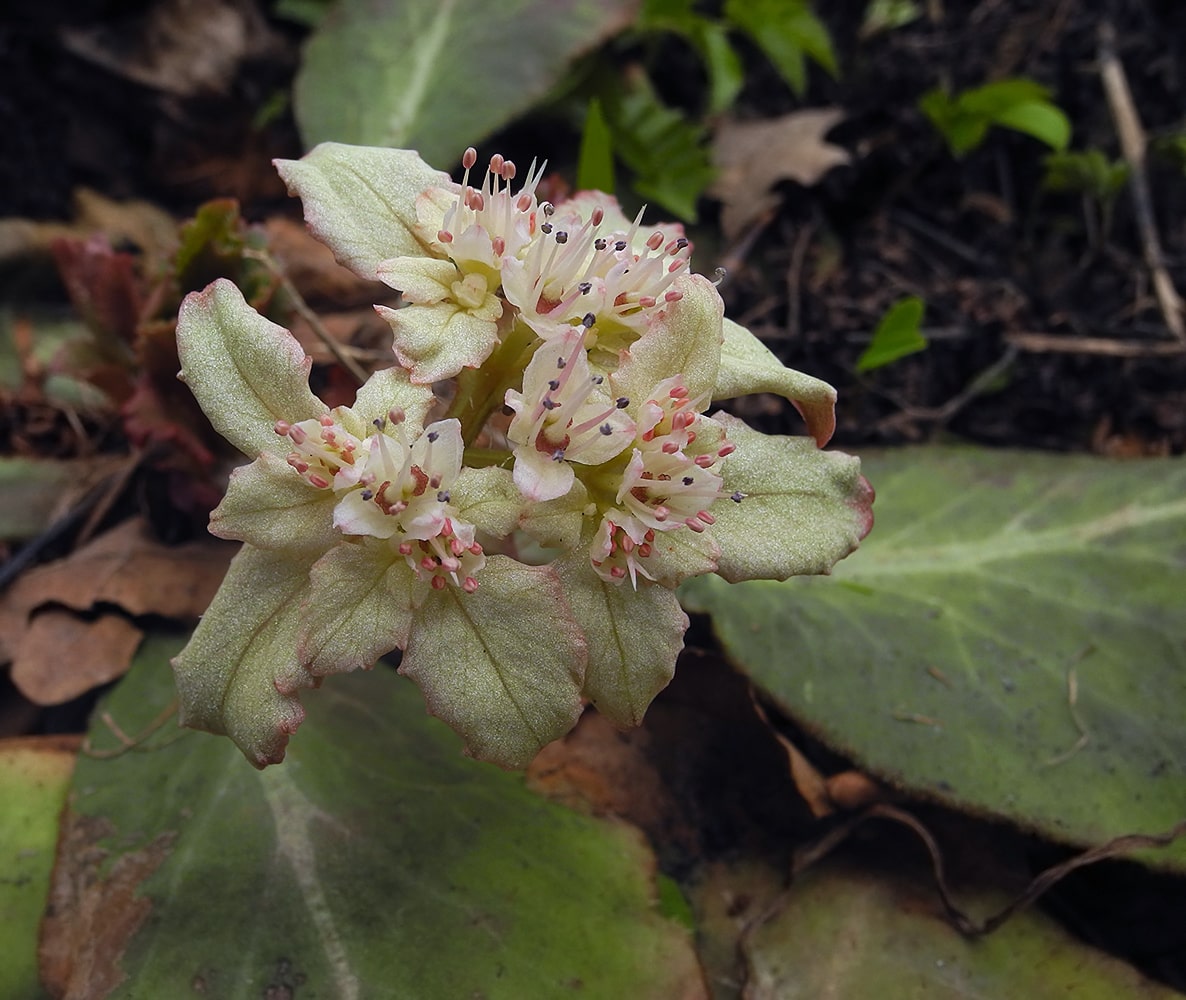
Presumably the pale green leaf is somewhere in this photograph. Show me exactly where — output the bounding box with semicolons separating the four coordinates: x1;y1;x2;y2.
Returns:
614;273;723;404
294;0;639;168
172;544;319;767
60;637;705;998
706;415;871;582
681;447;1186;870
177;279;325;460
744;861;1181;998
401;556;586;768
556;554;687;727
274;143;448;281
713;318;837;446
298;540;415;675
211;452;339;554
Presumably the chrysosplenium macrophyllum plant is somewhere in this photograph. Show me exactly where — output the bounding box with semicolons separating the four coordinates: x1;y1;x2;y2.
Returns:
172;143;873;769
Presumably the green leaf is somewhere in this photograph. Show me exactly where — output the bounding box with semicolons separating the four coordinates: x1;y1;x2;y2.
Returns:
921;79;1070;157
991;99;1071;153
57;636;703;998
706;415;872;582
577;98;616;194
601;74;716;221
556;555;687;727
401;556;587;768
0;738;76;1000
712;318;838;446
294;0;639;168
724;0;837;96
681;447;1186;870
637;0;744;115
743;861;1182;997
211;452;340;553
859;0;922;39
1042;150;1130;199
176;279;325;460
274;143;449;282
172;544;319;767
300;539;415;675
856;295;928;372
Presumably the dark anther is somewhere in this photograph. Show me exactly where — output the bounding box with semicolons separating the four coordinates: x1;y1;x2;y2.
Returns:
555;231;568;244
360;489;374;501
676;237;688;249
582;312;596;328
427;431;440;442
541;222;553;234
578;281;592;294
437;490;451;503
591;375;604;384
600;423;613;436
731;491;745;502
372;417;385;429
615;397;630;409
548;378;560;391
551;448;566;462
542;397;559;410
557;357;567;369
594;238;607;251
614;241;627;251
682;477;693;486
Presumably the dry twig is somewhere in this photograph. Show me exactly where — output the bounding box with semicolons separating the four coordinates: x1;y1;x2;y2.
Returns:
1098;22;1185;340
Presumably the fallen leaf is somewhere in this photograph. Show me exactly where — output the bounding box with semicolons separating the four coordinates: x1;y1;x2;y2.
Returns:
0;518;235;677
710;109;850;241
11;610;144;705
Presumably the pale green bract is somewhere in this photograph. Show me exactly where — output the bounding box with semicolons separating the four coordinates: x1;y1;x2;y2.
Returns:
173;142;874;769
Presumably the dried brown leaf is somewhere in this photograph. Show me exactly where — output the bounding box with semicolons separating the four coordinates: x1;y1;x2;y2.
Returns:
12;610;144;706
710;109;851;241
40;812;176;999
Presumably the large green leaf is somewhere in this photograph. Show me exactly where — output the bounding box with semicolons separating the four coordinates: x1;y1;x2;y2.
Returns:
0;738;77;1000
52;634;702;998
294;0;639;166
681;448;1186;870
740;861;1179;998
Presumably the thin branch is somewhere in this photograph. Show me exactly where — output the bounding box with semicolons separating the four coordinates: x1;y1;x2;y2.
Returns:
1098;22;1185;340
244;249;371;385
1006;332;1186;356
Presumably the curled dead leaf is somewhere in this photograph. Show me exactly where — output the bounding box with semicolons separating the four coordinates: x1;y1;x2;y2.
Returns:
710;109;851;242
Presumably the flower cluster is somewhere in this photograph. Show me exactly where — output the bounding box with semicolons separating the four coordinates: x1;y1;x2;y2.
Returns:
172;143;873;769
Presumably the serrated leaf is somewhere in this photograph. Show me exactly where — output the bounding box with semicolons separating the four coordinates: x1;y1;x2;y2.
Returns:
724;0;837;96
400;556;586;768
294;0;639;167
50;635;704;998
712;318;838;446
556;554;687;727
172;544;318;767
176;279;325;460
707;415;872;583
681;447;1186;870
856;295;928;372
603;75;716;221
